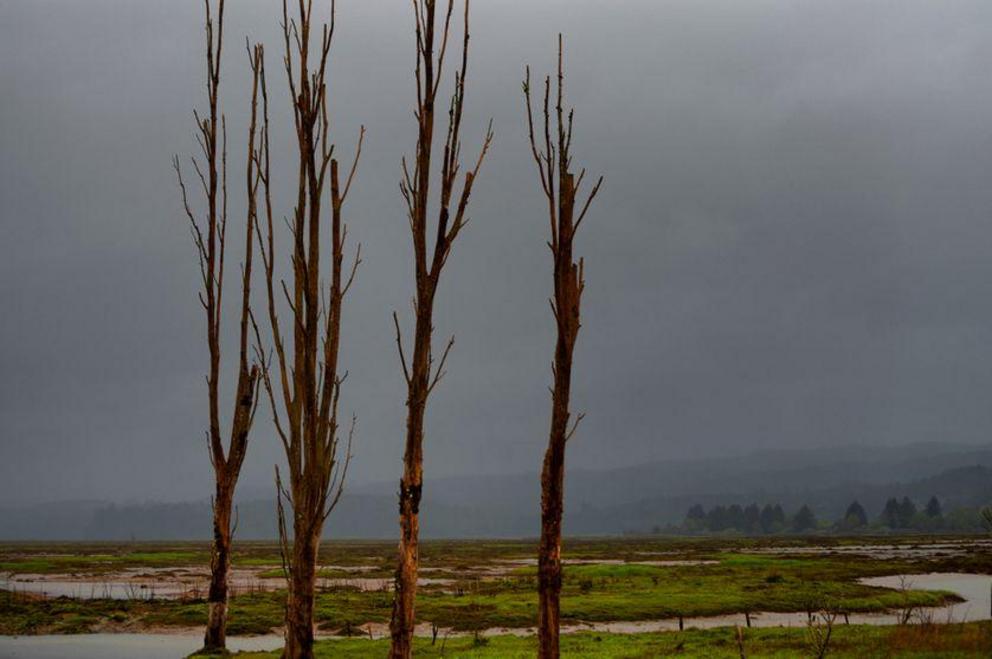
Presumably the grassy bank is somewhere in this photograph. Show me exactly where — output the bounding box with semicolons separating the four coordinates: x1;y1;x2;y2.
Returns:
192;622;992;658
3;536;991;576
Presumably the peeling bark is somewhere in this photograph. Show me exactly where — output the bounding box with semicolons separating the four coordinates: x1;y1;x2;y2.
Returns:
283;530;318;658
203;485;232;651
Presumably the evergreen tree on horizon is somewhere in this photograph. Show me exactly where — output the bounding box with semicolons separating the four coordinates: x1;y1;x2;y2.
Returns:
898;497;918;528
881;497;901;528
792;504;817;532
744;503;761;534
843;500;868;528
759;504;778;534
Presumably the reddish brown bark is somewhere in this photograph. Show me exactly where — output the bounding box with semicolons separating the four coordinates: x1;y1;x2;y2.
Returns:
389;2;492;656
250;2;363;657
204;482;232;650
281;508;319;658
523;37;603;659
174;0;262;652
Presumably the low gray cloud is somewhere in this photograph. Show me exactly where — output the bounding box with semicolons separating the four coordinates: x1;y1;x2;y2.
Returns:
2;0;992;504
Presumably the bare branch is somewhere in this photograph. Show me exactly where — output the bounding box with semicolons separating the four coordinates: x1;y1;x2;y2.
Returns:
324;414;356;519
340;125;365;204
572;178;603;236
342;242;362;297
393;311;411;385
564;412;586;442
427;334;455;395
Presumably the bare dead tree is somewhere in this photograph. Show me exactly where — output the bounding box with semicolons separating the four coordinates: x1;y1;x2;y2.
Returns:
389;1;493;656
523;36;603;659
250;1;363;657
805;611;837;659
173;0;263;652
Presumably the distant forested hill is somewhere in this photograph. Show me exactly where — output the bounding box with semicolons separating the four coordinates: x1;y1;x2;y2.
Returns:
2;443;990;539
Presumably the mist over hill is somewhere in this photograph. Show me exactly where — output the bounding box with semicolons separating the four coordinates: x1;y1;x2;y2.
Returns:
2;443;990;540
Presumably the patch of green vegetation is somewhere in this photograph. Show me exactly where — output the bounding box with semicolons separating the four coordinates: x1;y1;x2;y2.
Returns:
0;593;122;635
0;554;121;575
192;622;992;658
562;563;664;579
0;536;981;637
484;557;953;630
0;555;959;635
122;551;204;565
256;566;388;579
0;547;210;575
233;557;282;568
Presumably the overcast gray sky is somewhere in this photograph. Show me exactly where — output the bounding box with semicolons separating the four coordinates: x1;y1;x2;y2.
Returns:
3;0;992;505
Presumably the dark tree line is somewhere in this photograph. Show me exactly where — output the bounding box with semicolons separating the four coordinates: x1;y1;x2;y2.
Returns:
878;496;943;529
683;503;794;534
679;495;952;535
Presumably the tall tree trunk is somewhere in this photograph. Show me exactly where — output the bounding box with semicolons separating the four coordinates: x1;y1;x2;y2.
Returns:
283;527;319;658
204;485;233;652
391;310;432;656
523;37;603;659
389;3;492;656
537;183;576;658
538;351;571;658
